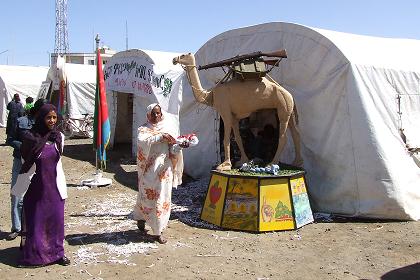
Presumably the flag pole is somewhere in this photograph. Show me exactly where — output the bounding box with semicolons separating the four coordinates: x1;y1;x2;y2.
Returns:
81;33;112;187
95;34;100;175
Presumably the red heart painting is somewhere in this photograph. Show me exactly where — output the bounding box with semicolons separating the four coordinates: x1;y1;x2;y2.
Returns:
209;181;222;205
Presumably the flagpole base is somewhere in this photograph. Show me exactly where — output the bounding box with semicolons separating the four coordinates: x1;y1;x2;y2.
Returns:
81;171;112;187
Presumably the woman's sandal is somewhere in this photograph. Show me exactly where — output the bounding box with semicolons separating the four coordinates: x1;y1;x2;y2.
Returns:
154;235;167;244
56;256;71;266
137;220;146;231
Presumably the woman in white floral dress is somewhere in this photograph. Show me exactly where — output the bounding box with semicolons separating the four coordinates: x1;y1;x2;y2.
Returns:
132;103;183;244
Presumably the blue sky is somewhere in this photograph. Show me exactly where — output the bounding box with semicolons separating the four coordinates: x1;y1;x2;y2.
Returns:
1;0;419;66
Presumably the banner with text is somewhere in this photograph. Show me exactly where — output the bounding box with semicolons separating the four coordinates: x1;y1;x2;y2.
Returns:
104;54;183;115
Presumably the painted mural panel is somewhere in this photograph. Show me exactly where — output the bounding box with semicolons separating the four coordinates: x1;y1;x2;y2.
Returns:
201;174;228;226
259;179;294;231
221;178;259;231
290;177;314;228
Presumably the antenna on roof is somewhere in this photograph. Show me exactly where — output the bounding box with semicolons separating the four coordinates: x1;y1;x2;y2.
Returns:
125;20;129;50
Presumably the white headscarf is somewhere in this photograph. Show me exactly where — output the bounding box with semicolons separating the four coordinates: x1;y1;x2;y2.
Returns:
146;103;159;116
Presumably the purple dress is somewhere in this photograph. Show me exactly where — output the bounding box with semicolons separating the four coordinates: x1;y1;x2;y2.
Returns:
20;143;65;266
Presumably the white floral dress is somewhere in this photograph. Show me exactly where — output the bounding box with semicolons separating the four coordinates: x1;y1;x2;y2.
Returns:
132;124;183;235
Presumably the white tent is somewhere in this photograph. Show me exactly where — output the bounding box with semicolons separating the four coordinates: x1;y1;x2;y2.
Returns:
104;49;186;156
64;63;96;118
44;61;96;119
0;65;48;127
187;22;420;220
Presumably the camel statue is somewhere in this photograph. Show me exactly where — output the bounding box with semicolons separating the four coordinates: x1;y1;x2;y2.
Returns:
173;53;303;171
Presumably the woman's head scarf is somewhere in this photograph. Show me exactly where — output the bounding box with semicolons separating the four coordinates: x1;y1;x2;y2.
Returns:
146;103;160;122
20;103;62;174
144;103;179;138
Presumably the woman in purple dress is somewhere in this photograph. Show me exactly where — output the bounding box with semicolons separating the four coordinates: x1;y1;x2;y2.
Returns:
12;103;70;267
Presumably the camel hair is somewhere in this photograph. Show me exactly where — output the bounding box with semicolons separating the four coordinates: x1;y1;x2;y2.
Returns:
173;53;303;171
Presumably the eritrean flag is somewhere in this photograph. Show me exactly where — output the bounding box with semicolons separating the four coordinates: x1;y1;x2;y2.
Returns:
93;49;111;169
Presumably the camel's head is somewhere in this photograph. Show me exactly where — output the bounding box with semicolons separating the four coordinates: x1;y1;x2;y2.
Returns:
172;53;195;66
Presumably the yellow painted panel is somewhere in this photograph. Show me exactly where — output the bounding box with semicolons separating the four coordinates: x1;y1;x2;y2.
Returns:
201;174;228;226
290;176;307;195
222;178;259;231
259;179;294;231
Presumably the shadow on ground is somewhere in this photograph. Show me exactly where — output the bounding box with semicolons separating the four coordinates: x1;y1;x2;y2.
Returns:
0;230;10;241
66;229;157;246
0;246;20;267
381;262;420;280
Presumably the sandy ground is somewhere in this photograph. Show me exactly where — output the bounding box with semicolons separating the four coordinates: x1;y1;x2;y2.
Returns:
0;127;419;280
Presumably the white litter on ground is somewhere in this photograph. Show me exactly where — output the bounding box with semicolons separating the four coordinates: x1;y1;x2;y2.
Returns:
73;246;105;265
80;193;134;217
171;176;220;230
68;176;217;266
105;242;158;256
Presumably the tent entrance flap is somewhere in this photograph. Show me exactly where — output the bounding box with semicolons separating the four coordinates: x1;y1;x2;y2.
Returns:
114;92;133;146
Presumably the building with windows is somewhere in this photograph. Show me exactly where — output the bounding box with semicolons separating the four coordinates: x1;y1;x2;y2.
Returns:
50;45;116;66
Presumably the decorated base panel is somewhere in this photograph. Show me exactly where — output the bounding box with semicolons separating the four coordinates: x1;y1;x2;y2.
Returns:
200;169;314;232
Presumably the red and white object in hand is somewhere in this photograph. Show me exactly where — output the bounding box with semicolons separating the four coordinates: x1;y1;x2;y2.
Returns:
176;133;199;148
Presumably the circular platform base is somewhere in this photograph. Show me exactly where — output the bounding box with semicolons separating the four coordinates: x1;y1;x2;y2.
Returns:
200;169;313;232
81;173;112;187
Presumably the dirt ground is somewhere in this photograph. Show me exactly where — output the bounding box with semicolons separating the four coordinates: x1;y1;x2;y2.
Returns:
0;127;418;280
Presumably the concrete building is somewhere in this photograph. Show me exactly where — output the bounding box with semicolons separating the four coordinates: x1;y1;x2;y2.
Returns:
50;45;116;66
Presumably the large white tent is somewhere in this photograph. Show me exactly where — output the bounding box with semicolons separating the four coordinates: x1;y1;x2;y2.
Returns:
63;63;96;118
0;65;48;127
43;61;96;119
185;22;420;220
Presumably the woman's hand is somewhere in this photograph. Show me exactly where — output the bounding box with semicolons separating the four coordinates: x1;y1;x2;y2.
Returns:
162;133;176;144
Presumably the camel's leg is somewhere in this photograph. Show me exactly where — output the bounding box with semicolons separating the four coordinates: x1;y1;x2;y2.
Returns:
270;110;290;166
217;115;233;171
232;118;249;167
289;111;303;166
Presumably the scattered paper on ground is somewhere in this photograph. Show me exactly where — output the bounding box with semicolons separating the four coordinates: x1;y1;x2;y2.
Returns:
67;176;214;266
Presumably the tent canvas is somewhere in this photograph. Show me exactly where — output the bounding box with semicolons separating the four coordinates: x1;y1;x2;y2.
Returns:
64;63;96;118
0;65;48;127
43;62;96;119
188;22;420;220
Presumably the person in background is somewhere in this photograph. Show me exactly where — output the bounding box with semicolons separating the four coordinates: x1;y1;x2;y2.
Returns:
24;96;34;115
6;93;24;143
12;103;70;267
132;103;184;244
6;98;49;241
